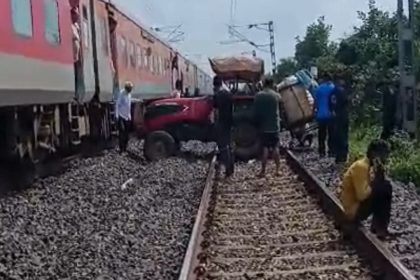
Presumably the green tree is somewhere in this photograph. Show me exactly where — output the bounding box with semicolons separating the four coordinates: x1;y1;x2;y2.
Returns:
295;16;335;68
337;0;398;69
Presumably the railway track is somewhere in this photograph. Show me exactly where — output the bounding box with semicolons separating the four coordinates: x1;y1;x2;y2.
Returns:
179;151;418;280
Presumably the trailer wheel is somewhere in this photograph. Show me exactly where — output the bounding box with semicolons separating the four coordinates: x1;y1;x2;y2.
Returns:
144;130;176;161
233;122;260;161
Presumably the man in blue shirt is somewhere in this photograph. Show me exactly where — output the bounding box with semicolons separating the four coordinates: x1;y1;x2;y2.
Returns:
315;74;335;157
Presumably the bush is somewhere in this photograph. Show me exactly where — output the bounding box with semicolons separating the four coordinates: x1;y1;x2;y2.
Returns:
349;126;420;188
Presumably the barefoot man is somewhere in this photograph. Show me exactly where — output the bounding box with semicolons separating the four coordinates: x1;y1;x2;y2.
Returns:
254;77;281;177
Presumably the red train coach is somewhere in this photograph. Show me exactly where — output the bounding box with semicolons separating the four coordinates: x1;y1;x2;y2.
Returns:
0;0;74;106
0;0;212;187
0;0;79;186
106;1;173;100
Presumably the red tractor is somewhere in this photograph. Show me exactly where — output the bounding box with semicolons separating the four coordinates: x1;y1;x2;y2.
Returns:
136;56;264;161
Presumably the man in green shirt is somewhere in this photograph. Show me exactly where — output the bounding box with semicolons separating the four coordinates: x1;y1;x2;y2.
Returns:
254;77;281;177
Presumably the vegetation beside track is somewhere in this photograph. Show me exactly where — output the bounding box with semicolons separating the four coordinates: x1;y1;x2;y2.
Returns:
272;0;420;189
350;125;420;189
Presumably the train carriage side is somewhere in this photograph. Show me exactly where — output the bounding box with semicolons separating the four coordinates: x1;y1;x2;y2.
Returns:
0;0;82;186
0;0;74;106
107;3;172;101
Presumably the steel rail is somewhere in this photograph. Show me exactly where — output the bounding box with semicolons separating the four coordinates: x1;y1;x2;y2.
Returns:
178;155;216;280
284;149;417;280
178;150;417;280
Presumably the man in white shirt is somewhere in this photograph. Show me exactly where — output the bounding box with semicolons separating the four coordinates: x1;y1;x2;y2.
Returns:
115;81;134;153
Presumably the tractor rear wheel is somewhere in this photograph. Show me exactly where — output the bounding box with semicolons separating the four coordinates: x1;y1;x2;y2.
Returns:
144;130;176;161
233;121;260;161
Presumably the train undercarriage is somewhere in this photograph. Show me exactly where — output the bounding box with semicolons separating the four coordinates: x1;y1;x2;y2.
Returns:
0;100;116;192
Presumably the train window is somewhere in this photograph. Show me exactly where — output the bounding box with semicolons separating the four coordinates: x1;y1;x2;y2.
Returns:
154;56;158;74
44;0;60;45
82;5;89;48
154;56;157;74
129;41;136;67
120;36;128;66
140;48;145;69
164;59;170;75
150;56;155;74
136;45;142;69
143;53;149;70
11;0;33;37
101;17;109;55
162;58;165;76
157;57;161;75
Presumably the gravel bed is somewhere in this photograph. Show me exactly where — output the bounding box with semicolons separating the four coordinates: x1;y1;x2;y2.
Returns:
0;139;211;280
205;160;373;279
286;133;420;278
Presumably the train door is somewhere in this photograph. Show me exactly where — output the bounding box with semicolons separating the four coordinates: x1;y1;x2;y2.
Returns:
71;0;96;103
91;0;114;103
70;2;85;101
107;8;119;99
79;1;96;102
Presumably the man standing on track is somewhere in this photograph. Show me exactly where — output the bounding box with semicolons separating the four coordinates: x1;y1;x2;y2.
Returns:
213;75;234;181
115;81;134;153
314;73;336;157
254;77;281;178
331;76;349;164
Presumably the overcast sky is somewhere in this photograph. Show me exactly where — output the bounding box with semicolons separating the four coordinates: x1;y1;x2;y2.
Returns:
113;0;397;73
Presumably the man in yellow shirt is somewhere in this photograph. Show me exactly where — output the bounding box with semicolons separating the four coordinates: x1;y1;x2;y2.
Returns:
340;139;392;239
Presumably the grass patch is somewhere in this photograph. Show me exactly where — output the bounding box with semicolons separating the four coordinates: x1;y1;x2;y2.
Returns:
349;126;420;188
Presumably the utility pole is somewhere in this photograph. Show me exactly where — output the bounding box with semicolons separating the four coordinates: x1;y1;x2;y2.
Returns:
268;21;276;75
221;21;277;75
397;0;417;138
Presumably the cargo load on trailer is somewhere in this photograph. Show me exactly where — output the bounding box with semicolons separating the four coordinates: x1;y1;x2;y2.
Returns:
279;85;314;129
276;70;318;148
209;56;264;82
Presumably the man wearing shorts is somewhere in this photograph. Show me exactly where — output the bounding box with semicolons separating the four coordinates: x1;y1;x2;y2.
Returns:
254;77;281;177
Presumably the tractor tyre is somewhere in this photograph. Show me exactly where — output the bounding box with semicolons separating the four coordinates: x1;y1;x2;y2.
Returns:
144;130;176;161
233;121;260;161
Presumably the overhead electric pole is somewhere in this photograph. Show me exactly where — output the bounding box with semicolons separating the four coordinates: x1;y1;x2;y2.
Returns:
221;21;277;74
151;25;185;43
268;21;276;75
397;0;417;138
